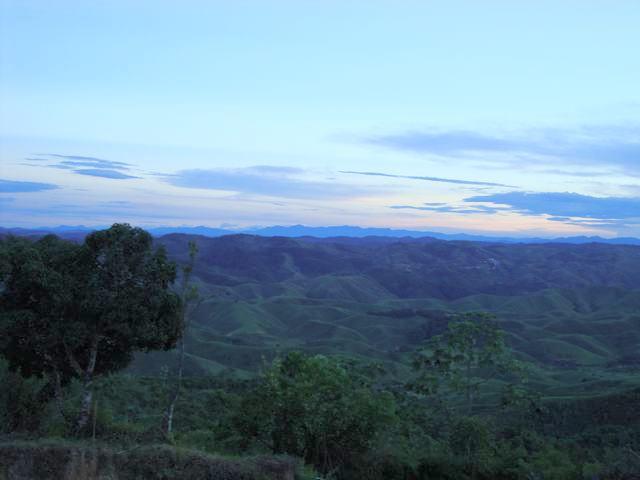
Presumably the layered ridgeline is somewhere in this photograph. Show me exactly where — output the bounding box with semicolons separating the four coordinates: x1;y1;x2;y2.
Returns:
134;234;640;397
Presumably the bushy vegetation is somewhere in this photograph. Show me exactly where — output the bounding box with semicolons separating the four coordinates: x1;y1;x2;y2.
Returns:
233;351;396;476
1;228;639;479
0;440;298;480
2;352;638;479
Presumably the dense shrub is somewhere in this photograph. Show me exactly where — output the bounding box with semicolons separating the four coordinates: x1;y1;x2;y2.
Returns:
233;352;397;477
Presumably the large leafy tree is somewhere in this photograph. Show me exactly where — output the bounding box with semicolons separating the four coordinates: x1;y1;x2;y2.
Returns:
0;224;182;433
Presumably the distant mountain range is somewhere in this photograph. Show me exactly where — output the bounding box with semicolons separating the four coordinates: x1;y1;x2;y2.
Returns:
2;224;639;245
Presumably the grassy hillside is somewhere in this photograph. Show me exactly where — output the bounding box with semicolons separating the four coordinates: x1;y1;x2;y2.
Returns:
130;235;640;399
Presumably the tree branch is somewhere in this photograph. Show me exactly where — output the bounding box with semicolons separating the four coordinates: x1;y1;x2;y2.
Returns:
63;341;83;377
87;335;99;376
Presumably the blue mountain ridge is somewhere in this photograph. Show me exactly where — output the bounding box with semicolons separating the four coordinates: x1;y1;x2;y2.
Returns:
1;224;639;245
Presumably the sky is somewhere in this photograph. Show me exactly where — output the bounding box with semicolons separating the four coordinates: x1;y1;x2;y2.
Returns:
1;0;639;237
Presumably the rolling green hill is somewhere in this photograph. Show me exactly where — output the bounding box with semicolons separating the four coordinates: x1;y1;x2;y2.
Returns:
132;234;640;398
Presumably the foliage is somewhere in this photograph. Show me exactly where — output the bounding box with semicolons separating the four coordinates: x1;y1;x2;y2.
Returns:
410;312;526;414
234;352;396;477
0;359;49;433
0;440;299;480
448;416;492;474
0;224;182;432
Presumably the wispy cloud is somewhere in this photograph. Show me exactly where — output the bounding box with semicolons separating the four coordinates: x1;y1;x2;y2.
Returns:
546;216;629;228
389;191;640;232
364;125;640;175
24;154;139;180
536;169;613;178
6;202;179;222
465;191;640;220
73;169;139;179
0;179;58;193
339;170;515;188
368;130;518;155
246;165;305;175
58;160;130;169
164;165;385;199
40;154;131;169
390;203;505;214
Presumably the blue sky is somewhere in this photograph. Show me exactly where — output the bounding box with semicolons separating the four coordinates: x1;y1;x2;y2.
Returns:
1;0;639;237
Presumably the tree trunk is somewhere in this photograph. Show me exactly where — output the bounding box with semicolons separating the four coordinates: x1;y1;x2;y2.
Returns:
161;336;185;436
161;240;198;437
43;354;68;424
76;381;94;433
74;337;99;435
466;359;473;415
52;370;69;423
161;401;176;436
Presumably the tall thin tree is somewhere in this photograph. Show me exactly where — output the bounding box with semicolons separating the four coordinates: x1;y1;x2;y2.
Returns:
161;241;199;436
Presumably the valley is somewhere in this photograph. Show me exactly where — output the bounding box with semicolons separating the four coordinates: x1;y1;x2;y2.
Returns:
131;234;640;400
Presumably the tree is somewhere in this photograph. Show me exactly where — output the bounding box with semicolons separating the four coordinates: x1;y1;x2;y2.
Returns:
235;352;396;476
161;240;199;436
0;224;182;433
448;416;492;480
410;312;524;415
